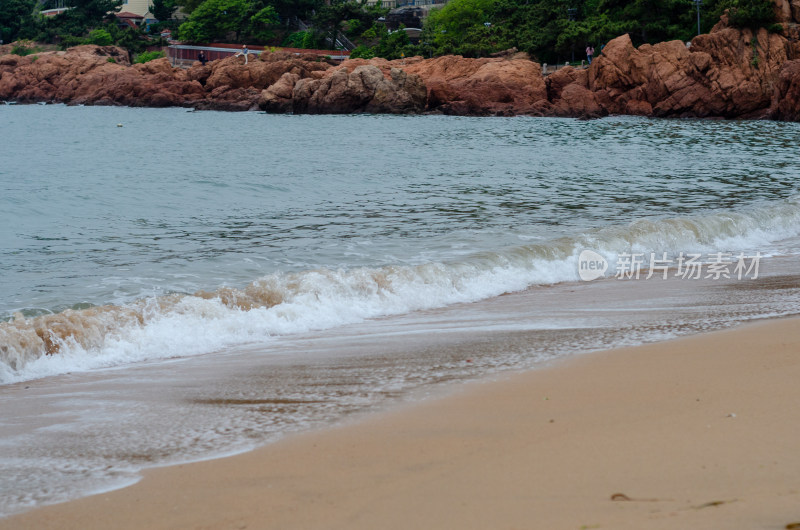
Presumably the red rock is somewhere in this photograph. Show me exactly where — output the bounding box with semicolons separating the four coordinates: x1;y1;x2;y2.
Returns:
1;31;800;120
0;45;200;107
204;54;330;91
770;59;800;120
547;66;588;100
582;26;797;118
551;84;605;118
403;55;548;115
292;64;426;114
258;72;300;113
773;0;800;23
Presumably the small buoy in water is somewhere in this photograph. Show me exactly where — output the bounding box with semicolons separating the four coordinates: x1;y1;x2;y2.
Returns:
117;123;123;127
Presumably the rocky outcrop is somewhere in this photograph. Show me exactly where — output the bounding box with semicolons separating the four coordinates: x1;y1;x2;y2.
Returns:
298;54;551;115
258;72;302;112
193;52;332;110
770;60;800;120
2;22;800;121
545;66;605;118
0;45;429;113
773;0;800;23
290;65;427;114
581;22;800;119
403;55;549;115
0;46;204;107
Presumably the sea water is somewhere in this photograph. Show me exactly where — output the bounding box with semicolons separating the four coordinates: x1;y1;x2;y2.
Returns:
0;105;799;516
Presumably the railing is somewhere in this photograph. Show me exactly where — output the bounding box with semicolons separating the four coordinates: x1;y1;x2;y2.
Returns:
166;44;350;68
322;31;356;52
366;0;447;7
291;18;354;51
167;45;259;67
395;0;447;6
334;32;357;51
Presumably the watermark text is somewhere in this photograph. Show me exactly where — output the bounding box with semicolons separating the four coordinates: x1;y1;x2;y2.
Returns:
578;251;761;281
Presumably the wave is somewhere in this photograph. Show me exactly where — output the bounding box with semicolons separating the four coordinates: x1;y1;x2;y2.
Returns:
2;196;799;384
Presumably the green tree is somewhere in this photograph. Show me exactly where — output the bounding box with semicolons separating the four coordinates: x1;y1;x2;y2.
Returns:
268;0;322;23
135;49;166;62
152;0;178;21
312;0;386;48
178;0;278;43
415;0;739;63
106;22;150;53
423;0;511;56
0;0;37;43
349;43;375;58
596;0;697;44
723;0;775;29
371;25;415;59
87;28;113;45
67;0;123;24
23;0;123;46
282;30;324;48
249;4;279;41
177;0;207;14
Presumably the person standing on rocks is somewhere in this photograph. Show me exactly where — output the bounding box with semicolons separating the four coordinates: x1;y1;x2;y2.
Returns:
198;51;207;65
586;45;595;65
235;45;250;65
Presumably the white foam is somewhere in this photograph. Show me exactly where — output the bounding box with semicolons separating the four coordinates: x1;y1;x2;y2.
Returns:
2;196;799;384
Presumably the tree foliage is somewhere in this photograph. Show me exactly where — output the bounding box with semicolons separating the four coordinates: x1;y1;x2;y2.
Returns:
152;0;178;22
5;0;129;48
0;0;37;43
178;0;279;43
134;49;166;62
724;0;776;29
282;30;324;49
423;0;501;56
87;28;113;45
4;0;776;59
267;0;321;22
310;0;386;48
365;0;775;62
66;0;123;24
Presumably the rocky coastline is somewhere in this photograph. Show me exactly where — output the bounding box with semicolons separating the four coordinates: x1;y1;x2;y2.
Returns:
1;9;799;120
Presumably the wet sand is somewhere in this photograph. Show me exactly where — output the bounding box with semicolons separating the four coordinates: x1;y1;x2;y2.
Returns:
4;317;800;530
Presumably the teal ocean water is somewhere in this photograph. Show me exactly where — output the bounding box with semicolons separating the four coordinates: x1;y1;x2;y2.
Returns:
1;105;799;516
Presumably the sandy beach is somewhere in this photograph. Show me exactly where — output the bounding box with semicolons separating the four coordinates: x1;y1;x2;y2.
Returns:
4;317;800;530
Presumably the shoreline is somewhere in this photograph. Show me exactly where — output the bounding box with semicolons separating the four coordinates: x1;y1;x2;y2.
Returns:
3;315;799;529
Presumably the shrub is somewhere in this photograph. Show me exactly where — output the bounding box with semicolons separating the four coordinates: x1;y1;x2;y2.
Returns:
59;35;88;49
349;45;375;59
134;50;166;63
10;41;39;56
725;0;775;29
360;25;378;40
282;30;321;49
87;29;113;46
750;35;759;67
767;23;785;34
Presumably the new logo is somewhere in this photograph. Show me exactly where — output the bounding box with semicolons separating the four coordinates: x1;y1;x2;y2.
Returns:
578;250;608;281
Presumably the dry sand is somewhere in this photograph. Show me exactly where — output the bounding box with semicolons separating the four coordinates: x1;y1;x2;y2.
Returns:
4;317;800;530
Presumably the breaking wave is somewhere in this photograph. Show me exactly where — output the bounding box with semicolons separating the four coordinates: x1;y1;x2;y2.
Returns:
2;196;799;384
